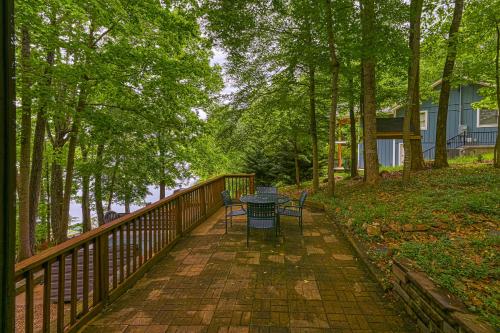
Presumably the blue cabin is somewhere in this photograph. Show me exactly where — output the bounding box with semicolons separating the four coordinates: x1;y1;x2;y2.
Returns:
358;83;498;167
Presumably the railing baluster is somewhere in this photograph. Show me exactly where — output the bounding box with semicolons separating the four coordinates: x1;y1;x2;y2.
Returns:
42;262;51;333
126;222;131;278
154;208;159;254
157;207;162;250
25;271;34;333
82;242;89;315
112;231;117;289
70;248;78;325
138;216;143;267
132;219;137;272
119;226;124;283
93;239;99;306
99;233;109;303
57;255;65;332
148;212;153;258
161;205;166;248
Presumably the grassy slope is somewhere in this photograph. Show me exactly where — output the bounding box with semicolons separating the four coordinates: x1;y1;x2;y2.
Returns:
282;158;499;327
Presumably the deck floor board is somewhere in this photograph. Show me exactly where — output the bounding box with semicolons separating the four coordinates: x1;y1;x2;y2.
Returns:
81;207;416;333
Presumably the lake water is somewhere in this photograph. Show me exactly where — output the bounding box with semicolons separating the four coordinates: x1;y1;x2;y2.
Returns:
68;179;196;228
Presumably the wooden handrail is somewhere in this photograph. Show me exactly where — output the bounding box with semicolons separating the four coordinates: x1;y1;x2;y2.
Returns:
15;173;255;333
15;174;253;276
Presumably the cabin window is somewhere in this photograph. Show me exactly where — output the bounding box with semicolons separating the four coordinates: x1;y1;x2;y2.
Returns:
420;111;428;130
477;109;498;128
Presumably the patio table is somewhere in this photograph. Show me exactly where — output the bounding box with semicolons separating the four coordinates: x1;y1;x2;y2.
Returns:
240;193;291;234
239;193;291;205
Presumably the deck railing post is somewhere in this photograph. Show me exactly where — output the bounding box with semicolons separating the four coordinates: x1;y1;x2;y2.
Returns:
249;174;255;194
99;232;109;304
200;185;207;219
176;196;183;237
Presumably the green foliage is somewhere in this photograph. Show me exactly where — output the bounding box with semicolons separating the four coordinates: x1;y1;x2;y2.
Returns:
302;163;500;327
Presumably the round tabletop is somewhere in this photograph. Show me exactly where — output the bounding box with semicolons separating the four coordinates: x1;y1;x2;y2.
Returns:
240;193;291;205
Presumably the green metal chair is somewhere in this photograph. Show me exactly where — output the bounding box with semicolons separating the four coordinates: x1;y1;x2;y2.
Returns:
246;202;277;247
278;191;307;234
221;190;245;233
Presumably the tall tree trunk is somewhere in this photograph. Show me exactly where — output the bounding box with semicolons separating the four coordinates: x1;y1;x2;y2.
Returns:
18;27;33;260
308;63;319;192
81;144;91;232
50;148;65;244
403;0;424;182
95;143;105;226
348;73;358;178
360;65;367;181
159;180;166;200
107;159;119;210
410;72;425;170
45;155;51;243
158;136;166;199
325;0;340;196
28;50;55;252
293;139;301;187
434;0;464;168
360;0;380;184
61;117;81;236
124;193;131;214
494;21;500;168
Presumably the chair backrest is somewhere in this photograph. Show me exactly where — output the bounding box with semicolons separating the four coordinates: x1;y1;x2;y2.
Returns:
247;202;276;219
256;186;278;194
220;190;233;207
298;191;308;208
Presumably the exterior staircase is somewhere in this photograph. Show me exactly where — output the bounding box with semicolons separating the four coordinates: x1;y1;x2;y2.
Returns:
423;130;497;160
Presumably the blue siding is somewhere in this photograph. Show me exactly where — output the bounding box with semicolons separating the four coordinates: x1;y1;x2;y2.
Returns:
358;140;395;168
381;84;498;166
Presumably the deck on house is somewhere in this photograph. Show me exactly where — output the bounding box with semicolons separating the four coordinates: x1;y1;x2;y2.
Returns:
80;207;415;333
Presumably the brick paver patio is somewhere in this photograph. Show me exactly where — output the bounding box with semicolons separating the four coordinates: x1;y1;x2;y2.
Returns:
81;207;416;333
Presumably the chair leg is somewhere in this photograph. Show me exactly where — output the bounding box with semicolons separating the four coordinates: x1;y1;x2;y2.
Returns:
225;207;228;234
246;225;249;247
299;215;303;234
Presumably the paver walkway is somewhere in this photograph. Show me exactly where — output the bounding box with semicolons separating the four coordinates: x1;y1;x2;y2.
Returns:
82;208;416;333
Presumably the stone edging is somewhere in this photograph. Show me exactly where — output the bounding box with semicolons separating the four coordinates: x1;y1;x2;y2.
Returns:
324;210;496;333
392;259;495;333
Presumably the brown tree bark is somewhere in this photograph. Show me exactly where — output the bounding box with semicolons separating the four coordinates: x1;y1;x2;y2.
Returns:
124;194;131;214
95;143;105;226
293;139;301;187
50;149;65;244
403;0;424;182
434;0;464;168
81;144;91;233
18;27;33;260
60;113;82;236
28;49;55;251
494;22;500;168
325;0;340;196
360;66;367;181
410;72;425;170
44;156;51;242
348;68;358;178
360;0;380;184
308;62;320;192
106;159;119;210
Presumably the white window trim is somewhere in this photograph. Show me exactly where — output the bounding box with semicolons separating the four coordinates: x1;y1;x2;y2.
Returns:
420;110;428;130
476;108;499;128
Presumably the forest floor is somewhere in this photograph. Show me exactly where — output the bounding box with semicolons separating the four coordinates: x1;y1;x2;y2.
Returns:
281;154;500;328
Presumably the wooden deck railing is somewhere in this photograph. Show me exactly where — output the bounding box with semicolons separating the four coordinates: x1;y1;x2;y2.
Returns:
14;174;255;333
